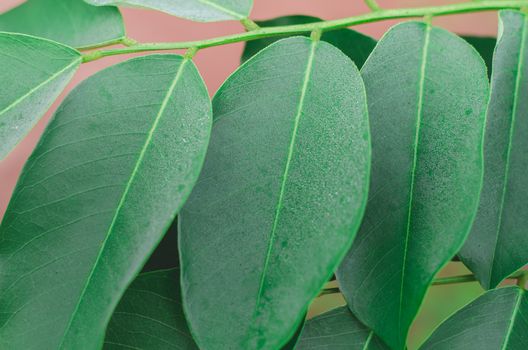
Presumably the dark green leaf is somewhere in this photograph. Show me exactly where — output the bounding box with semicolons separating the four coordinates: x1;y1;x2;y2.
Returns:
337;22;489;350
0;0;124;49
0;54;212;350
104;269;198;350
459;10;528;289
180;36;370;350
421;286;528;350
462;36;496;78
241;15;376;68
296;306;389;350
85;0;253;22
0;32;81;160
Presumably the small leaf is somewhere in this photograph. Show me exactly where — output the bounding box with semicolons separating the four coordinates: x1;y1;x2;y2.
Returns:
0;32;81;160
85;0;253;22
337;22;489;350
459;10;528;289
104;269;198;350
296;306;389;350
241;15;376;67
180;36;370;350
0;0;125;49
0;54;212;350
462;36;496;78
421;287;528;350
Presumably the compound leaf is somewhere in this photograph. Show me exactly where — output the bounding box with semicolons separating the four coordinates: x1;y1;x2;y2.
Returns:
0;32;81;160
0;0;124;49
421;287;528;350
85;0;253;22
337;22;489;350
180;36;370;350
459;10;528;289
0;54;211;350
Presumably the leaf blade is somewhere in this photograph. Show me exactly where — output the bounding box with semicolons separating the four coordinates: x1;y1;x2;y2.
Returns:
85;0;253;22
337;22;489;350
0;32;81;160
0;54;212;350
420;287;528;350
0;0;125;49
459;10;528;289
180;36;371;350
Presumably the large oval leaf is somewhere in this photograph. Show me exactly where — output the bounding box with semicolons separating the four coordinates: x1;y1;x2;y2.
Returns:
336;22;489;350
421;286;527;350
459;10;528;289
241;15;376;68
180;36;370;350
85;0;253;22
463;36;496;78
296;306;389;350
104;269;198;350
0;0;124;49
0;54;212;350
0;32;81;160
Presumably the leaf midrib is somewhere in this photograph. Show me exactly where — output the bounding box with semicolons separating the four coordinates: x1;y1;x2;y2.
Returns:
57;57;190;349
250;39;317;335
0;56;80;117
501;289;524;350
197;0;246;19
489;14;528;286
397;23;431;344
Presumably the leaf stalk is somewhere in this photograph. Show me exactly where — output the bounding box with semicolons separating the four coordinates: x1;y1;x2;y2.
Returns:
81;1;528;63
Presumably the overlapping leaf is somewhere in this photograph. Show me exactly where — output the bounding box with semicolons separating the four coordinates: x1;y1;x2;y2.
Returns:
0;54;212;350
463;36;496;77
459;10;528;289
241;15;376;67
337;22;489;350
104;269;198;350
296;306;388;350
0;0;124;49
85;0;253;22
421;287;528;349
0;32;81;160
179;36;371;350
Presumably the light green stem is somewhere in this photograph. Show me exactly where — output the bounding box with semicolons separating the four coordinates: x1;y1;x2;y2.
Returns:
82;0;528;63
365;0;381;11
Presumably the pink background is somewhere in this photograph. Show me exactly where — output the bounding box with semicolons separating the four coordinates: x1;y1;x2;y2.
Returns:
0;0;499;219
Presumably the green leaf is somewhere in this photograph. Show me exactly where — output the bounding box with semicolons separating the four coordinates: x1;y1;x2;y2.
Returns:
0;0;125;49
296;306;389;350
420;287;528;350
179;36;370;350
336;22;489;350
85;0;253;22
0;54;212;350
241;15;376;68
462;36;496;78
0;32;81;160
459;10;528;289
104;269;198;350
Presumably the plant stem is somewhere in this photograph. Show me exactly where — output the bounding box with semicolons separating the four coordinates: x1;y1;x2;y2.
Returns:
364;0;381;12
319;270;528;296
82;0;528;63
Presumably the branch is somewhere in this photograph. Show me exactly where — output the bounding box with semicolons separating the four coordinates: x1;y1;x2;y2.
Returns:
82;0;528;63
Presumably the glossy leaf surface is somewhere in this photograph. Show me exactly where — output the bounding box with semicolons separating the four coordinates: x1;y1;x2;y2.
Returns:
0;0;124;49
0;54;212;350
85;0;253;22
180;37;370;350
296;306;388;350
421;287;528;350
241;15;376;67
337;22;489;350
459;10;528;289
104;269;198;350
0;32;80;160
